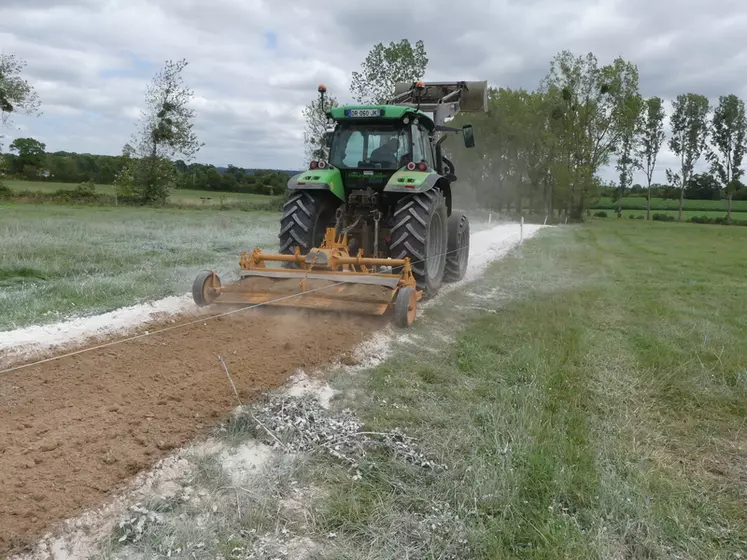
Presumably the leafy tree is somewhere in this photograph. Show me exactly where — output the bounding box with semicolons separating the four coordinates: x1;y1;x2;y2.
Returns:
127;58;203;204
9;137;46;172
666;93;710;221
302;87;338;163
0;53;41;180
350;39;428;104
542;51;641;219
446;87;560;216
706;94;746;222
113;144;137;200
615;93;643;216
684;172;720;200
0;54;41;130
635;97;666;219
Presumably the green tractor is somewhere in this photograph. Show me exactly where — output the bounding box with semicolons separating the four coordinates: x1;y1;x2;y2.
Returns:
280;80;487;298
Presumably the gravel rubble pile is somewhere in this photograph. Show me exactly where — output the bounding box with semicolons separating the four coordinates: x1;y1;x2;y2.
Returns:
243;394;446;472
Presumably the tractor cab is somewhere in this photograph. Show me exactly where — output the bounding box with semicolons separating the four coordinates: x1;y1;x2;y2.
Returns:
327;107;435;169
321;105;437;192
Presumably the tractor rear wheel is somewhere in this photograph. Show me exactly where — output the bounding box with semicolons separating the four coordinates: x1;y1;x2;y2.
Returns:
390;188;448;298
443;211;470;283
279;191;339;264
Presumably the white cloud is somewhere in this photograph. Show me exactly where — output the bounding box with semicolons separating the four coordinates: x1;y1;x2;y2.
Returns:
0;0;745;180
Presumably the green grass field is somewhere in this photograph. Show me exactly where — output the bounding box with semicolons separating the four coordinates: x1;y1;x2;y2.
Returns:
595;195;747;213
0;202;281;330
309;220;747;558
2;179;278;207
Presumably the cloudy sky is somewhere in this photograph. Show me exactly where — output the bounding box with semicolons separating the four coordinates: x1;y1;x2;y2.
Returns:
1;0;745;184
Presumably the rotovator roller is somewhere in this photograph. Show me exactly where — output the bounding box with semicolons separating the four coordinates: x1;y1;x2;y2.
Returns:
192;79;488;327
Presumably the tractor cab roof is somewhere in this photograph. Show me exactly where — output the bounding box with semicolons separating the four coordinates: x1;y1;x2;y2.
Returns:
327;105;435;131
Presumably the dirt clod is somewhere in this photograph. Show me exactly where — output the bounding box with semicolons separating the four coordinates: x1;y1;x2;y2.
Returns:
340;353;360;366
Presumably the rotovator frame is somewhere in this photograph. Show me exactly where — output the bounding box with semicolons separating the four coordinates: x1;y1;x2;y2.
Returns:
192;80;488;327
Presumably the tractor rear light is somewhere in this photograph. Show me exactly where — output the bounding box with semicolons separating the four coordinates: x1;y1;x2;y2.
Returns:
406;161;416;171
318;160;327;169
417;161;428;171
309;160;318;169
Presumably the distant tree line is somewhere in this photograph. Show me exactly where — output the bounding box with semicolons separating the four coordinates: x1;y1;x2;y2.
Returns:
1;55;296;204
444;51;747;223
171;162;294;196
1;138;293;196
598;174;747;202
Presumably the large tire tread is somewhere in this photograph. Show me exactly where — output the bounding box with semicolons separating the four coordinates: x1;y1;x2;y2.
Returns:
390;188;448;297
443;211;470;283
279;191;337;256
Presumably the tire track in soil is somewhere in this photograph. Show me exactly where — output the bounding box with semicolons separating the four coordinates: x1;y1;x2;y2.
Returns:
0;307;385;556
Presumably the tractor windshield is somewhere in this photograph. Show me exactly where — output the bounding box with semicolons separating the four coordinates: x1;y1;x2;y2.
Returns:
329;124;410;169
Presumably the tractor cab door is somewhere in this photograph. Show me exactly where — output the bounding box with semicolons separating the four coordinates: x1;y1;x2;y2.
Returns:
410;123;436;170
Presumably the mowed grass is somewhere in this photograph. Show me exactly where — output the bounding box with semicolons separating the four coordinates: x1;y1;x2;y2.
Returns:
0;202;281;330
314;220;747;558
595;195;747;213
3;179;279;207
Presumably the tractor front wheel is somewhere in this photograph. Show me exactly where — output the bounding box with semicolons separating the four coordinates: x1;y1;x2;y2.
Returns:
390;188;448;298
279;191;339;264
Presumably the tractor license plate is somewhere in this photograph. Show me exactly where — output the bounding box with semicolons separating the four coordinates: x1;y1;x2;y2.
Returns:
345;109;383;117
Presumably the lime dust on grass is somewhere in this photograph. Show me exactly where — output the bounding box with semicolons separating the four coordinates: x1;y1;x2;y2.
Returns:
314;219;747;558
0;202;280;330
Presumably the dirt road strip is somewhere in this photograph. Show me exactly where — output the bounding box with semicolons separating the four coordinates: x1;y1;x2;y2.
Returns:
0;308;384;556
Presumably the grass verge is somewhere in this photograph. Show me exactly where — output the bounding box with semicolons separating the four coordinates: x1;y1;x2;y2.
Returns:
593;196;747;213
609;209;747;221
311;219;747;558
1;180;284;212
2;180;280;205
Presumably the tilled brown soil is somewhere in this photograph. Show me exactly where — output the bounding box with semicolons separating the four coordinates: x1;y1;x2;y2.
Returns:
0;307;384;556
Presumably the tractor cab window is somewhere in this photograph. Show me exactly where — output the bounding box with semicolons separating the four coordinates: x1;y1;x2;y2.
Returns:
411;124;434;168
411;126;424;164
330;125;409;169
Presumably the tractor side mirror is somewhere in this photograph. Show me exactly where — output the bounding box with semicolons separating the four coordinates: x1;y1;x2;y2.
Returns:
462;124;475;148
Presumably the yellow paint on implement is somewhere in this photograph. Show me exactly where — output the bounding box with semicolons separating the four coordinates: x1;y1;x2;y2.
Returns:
194;227;423;326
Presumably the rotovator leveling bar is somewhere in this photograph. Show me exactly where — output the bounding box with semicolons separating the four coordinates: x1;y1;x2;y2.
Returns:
191;227;422;327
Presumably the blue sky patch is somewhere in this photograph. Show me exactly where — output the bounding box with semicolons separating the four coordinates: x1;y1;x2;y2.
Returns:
99;52;156;79
264;31;278;50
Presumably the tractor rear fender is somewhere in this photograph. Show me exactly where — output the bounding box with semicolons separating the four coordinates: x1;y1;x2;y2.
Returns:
384;171;452;215
287;168;345;201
